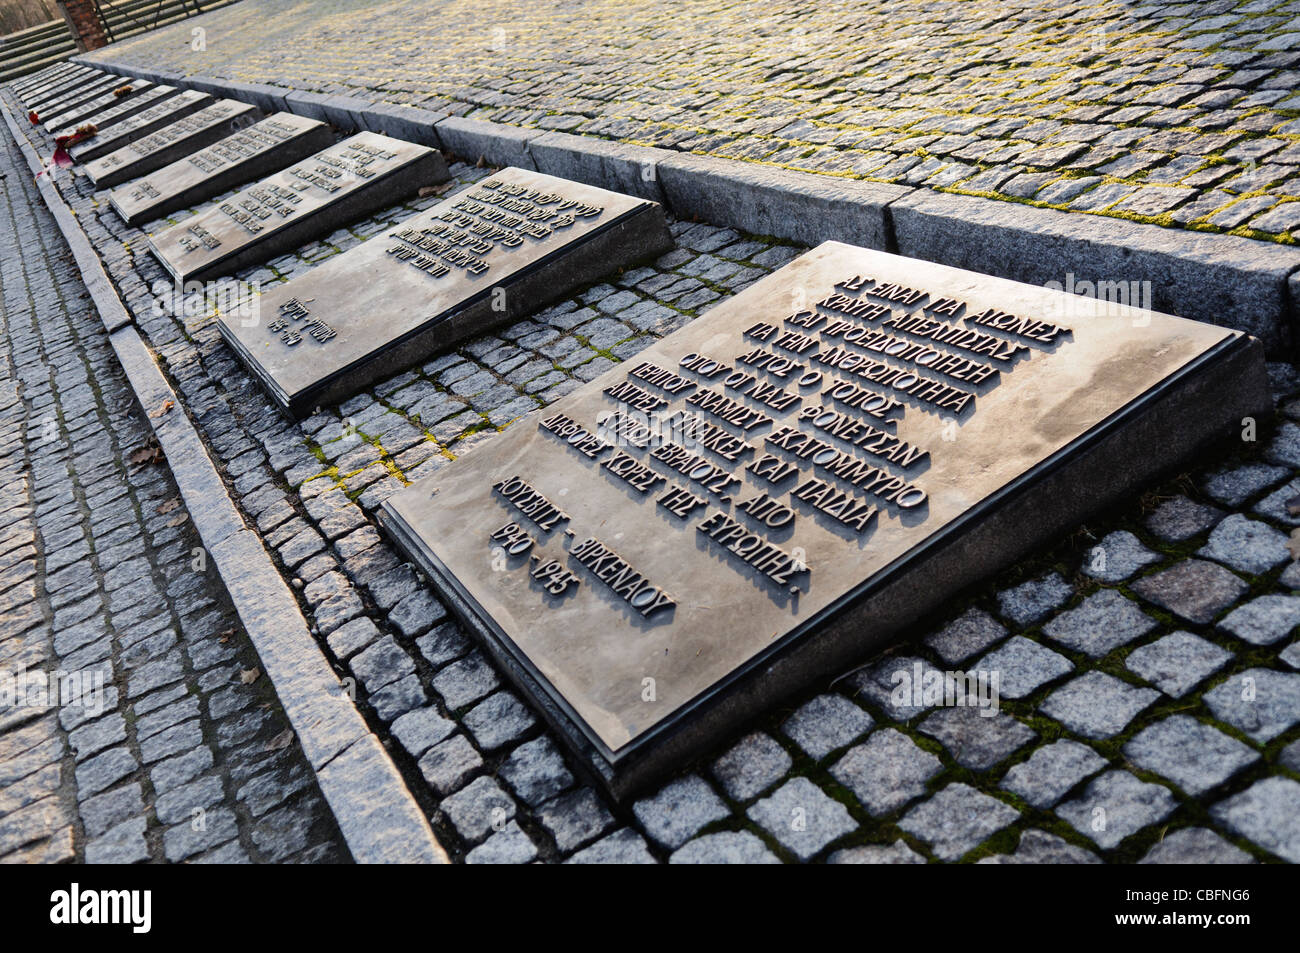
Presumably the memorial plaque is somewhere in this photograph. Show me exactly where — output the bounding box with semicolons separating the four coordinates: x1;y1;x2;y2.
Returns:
23;68;109;112
66;89;215;165
47;83;181;142
108;113;333;227
36;76;145;128
147;131;448;283
18;65;93;106
219;168;673;417
15;62;79;94
82;99;261;189
380;241;1269;797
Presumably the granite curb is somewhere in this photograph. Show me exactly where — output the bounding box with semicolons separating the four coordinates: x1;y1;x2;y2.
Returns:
1;96;448;865
69;55;1300;357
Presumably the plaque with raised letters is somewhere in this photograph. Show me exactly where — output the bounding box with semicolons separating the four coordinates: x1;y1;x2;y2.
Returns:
381;241;1269;797
108;113;333;227
16;62;81;94
25;70;118;115
19;65;95;106
66;89;215;165
147;131;448;283
219;167;673;417
49;84;187;147
83;99;261;188
41;78;154;132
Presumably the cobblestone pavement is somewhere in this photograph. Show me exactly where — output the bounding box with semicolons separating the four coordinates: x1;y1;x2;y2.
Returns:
81;0;1300;245
9;72;1299;863
0;126;349;863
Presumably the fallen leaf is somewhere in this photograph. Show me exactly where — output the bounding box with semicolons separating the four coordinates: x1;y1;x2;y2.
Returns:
266;729;294;751
1289;527;1300;560
1287;494;1300;517
166;512;188;527
158;497;182;514
418;182;452;198
128;440;164;467
149;399;174;418
240;667;261;685
217;628;235;644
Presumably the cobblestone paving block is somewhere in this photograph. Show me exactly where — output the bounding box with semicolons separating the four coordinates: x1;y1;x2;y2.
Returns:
1040;672;1160;739
1080;530;1162;583
1210;777;1300;863
462;691;536;751
996;573;1074;627
748;777;857;861
670;830;781;864
1130;559;1249;624
923;607;1006;664
464;821;538;865
780;693;874;760
417;734;482;795
976;829;1101;865
1056;771;1178;851
1197;514;1291;575
849;654;945;722
1217;594;1300;645
1124;715;1259;796
1000;739;1108;809
898;783;1019;861
439;775;517;843
976;636;1074;699
710;731;792;802
918;702;1037;771
632;774;730;849
565;828;658;865
537;787;615;853
1202;668;1300;742
498;735;573;807
1138;827;1255;865
1124;631;1233;698
1042;589;1157;658
828;840;927;865
830;728;942;818
1201;464;1290;508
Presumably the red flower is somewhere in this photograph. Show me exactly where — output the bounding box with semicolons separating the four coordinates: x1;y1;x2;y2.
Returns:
28;111;38;124
46;124;98;171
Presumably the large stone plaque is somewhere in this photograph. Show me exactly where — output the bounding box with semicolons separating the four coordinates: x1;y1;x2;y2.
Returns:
67;89;215;165
19;65;95;106
24;70;116;114
218;168;673;417
40;78;153;132
83;99;261;188
147;131;448;283
16;62;82;94
108;113;333;228
380;241;1269;796
48;84;183;144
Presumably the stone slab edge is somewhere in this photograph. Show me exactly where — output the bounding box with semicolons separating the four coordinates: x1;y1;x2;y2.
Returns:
73;54;1300;356
0;96;448;865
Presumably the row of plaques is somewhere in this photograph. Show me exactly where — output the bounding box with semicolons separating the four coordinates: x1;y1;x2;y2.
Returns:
16;64;1271;798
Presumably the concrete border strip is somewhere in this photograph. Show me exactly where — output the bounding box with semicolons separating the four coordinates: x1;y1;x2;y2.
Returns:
74;54;1300;356
1;97;448;865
